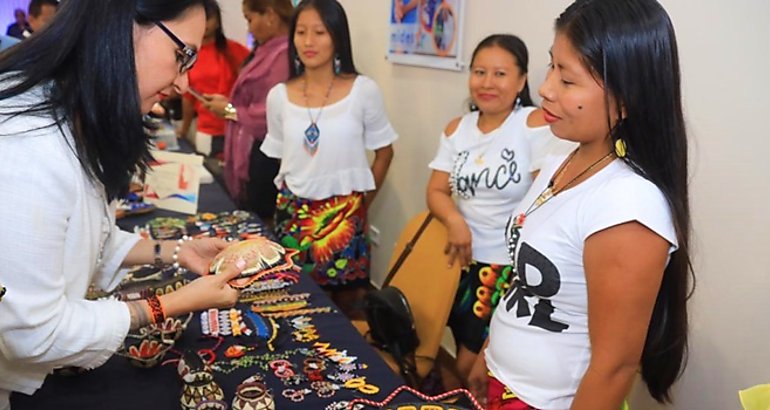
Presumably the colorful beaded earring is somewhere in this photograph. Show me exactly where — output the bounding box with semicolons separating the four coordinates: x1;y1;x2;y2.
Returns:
333;54;342;75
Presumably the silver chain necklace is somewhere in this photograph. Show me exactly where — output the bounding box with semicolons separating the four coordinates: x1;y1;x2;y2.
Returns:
302;76;335;155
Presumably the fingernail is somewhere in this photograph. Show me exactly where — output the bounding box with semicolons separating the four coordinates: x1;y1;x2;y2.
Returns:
235;258;246;270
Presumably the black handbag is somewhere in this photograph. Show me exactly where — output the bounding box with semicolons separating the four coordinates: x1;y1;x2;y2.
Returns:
364;214;434;387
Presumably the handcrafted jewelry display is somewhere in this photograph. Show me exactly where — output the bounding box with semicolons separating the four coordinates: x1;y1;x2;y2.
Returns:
137;210;267;242
147;217;187;240
208;237;300;289
105;209;391;409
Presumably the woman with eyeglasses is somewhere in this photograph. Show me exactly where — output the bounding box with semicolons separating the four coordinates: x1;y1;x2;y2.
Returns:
176;0;250;158
0;0;246;407
203;0;294;226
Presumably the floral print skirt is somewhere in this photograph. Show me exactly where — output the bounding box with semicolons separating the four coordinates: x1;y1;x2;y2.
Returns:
273;185;369;289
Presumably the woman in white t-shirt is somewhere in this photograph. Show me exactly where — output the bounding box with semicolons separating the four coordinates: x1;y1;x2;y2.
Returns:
261;0;397;316
427;34;572;383
469;1;694;409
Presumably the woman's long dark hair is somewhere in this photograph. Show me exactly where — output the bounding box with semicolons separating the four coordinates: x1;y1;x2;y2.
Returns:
469;34;534;111
0;0;204;201
556;0;692;403
288;0;357;79
203;0;237;74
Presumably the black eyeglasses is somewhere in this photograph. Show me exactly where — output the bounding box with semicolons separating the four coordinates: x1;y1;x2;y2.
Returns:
155;21;198;74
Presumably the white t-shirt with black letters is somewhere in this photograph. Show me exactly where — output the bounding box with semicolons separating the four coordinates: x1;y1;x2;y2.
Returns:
428;107;572;264
486;155;678;409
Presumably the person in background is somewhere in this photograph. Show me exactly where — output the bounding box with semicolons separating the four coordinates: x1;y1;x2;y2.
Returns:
427;34;573;385
261;0;397;317
0;1;245;408
468;0;693;409
203;0;293;224
22;0;58;38
177;0;249;158
5;9;29;40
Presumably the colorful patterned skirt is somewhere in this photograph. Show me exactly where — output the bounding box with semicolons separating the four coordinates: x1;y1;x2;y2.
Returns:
448;260;513;353
273;185;370;290
487;376;536;410
487;374;631;410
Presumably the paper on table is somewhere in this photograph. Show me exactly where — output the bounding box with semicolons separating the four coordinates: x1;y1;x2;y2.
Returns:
143;150;202;215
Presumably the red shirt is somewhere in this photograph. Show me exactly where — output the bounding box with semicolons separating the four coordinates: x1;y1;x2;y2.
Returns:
185;39;250;136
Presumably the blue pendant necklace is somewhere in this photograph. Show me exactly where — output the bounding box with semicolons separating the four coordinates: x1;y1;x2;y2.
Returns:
303;76;335;155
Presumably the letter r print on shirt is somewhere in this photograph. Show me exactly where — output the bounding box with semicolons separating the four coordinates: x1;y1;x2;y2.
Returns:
503;242;569;332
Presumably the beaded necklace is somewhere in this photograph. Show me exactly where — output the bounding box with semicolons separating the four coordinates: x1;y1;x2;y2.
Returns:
507;148;615;262
302;76;335;155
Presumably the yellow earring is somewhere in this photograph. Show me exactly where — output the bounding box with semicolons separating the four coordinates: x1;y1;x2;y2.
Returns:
615;138;627;158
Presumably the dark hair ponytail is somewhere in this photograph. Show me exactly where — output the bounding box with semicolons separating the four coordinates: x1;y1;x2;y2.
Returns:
0;0;204;201
556;0;693;403
468;34;534;111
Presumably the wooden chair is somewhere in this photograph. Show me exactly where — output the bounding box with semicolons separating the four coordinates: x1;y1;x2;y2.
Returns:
353;210;461;382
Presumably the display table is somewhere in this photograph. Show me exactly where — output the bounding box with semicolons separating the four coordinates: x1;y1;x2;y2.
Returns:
10;272;404;409
11;156;405;409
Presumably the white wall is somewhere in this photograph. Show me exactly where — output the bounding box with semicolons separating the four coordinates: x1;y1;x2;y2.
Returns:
220;0;249;46
0;0;30;25
220;0;770;408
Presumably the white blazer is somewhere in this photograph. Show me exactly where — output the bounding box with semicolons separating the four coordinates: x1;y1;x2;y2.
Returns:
0;83;138;407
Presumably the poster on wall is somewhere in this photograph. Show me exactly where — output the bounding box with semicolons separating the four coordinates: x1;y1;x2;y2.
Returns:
387;0;465;71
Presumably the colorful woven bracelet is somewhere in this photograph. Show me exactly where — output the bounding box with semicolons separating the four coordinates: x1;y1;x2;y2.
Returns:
146;295;165;324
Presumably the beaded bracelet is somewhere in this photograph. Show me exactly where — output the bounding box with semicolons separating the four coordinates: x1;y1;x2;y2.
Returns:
312;381;339;398
251;300;308;314
262;306;332;319
282;388;312;403
250;293;311;307
172;236;192;274
146;295;165;324
343;377;380;395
